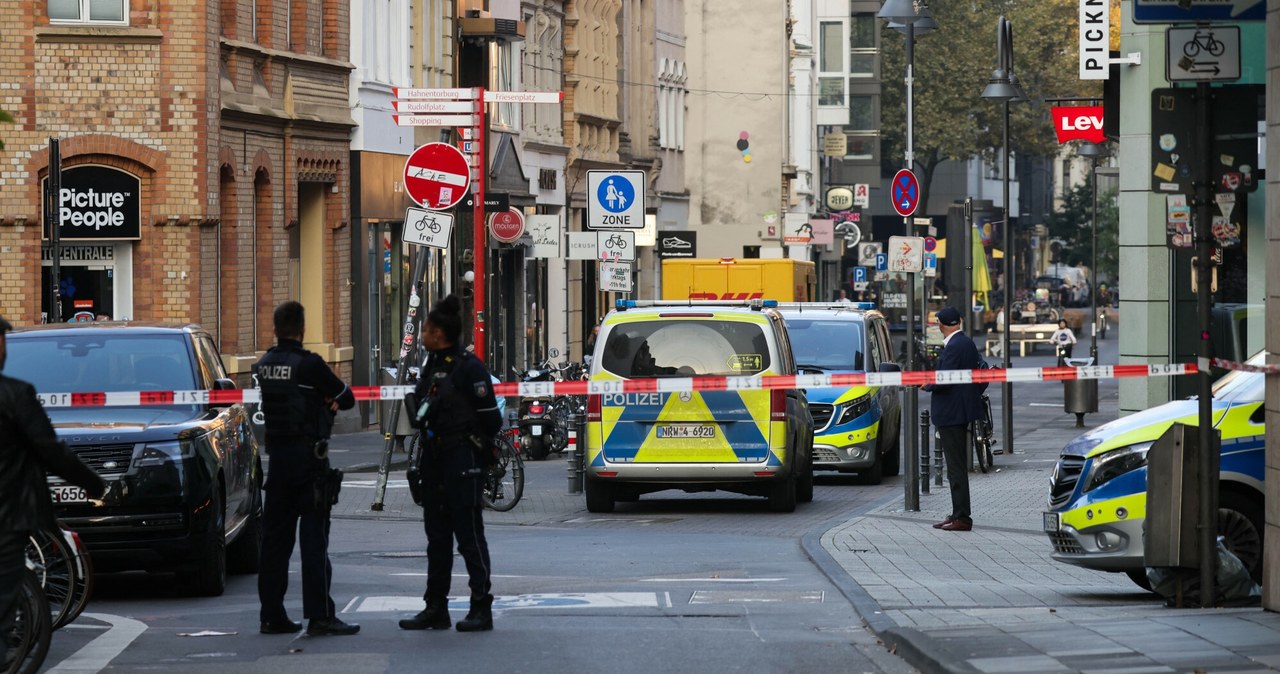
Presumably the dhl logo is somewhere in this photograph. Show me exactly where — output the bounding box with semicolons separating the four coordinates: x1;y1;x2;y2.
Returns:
688;292;765;300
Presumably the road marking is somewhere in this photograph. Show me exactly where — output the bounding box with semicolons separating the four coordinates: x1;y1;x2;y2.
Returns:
641;577;787;583
46;613;146;674
348;593;662;613
689;590;825;604
1027;403;1060;407
343;479;409;488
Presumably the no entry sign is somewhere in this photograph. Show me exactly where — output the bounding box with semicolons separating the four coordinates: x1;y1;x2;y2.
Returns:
403;143;470;210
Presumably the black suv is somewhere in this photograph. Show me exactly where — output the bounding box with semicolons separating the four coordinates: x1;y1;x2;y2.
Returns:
6;323;262;596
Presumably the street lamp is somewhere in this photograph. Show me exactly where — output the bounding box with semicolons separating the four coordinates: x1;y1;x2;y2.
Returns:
980;16;1023;457
878;0;934;511
1077;140;1109;363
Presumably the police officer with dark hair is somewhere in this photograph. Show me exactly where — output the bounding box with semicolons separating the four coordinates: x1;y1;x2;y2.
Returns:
399;295;502;633
0;316;105;666
255;301;359;637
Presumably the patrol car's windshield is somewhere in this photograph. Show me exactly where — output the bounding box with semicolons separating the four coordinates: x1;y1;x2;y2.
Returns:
1210;351;1266;404
785;319;865;372
6;334;197;394
600;320;771;377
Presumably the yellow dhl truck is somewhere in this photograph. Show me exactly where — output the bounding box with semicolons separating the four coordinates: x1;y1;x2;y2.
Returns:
661;258;816;302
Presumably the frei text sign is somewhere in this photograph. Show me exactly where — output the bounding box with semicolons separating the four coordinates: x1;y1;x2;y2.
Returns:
597;230;636;262
1078;0;1110;80
1052;106;1105;144
401;207;454;249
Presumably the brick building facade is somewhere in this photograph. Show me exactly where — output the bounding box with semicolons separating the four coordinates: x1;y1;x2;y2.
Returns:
0;0;355;387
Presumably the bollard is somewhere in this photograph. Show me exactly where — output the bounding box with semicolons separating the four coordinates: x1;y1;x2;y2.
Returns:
566;413;582;494
919;410;931;494
933;429;945;487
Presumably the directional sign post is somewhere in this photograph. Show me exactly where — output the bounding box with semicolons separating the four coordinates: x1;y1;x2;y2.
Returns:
1166;26;1240;82
587;171;645;229
891;169;920;218
1134;0;1265;23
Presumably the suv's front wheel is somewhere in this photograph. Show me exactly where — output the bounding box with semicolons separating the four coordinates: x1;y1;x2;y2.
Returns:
189;488;227;597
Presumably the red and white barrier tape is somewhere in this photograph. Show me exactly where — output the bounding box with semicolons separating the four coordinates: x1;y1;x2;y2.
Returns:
35;363;1199;408
1203;357;1280;375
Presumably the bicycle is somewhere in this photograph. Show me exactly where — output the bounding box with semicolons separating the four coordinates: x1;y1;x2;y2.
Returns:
3;567;52;674
413;216;441;234
26;526;93;630
483;431;524;512
1182;29;1225;58
971;393;996;473
604;233;627;250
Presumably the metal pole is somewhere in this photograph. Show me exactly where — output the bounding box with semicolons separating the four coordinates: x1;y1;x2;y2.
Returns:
472;88;488;360
964;197;973;325
1089;157;1099;363
1000;100;1014;456
902;20;919;512
1193;79;1217;606
46;138;63;324
372;245;431;510
919;410;930;494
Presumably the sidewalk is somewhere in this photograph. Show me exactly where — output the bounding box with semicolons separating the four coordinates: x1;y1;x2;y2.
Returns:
806;349;1280;673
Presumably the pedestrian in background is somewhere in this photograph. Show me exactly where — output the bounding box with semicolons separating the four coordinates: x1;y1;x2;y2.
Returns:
1051;319;1076;364
255;301;358;637
0;316;106;657
922;307;984;532
400;295;502;633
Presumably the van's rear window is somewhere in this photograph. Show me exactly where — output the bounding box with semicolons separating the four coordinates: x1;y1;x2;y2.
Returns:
601;320;771;378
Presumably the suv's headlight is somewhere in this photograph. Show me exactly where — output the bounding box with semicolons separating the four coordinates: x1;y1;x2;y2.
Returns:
1082;442;1152;493
134;441;196;467
837;394;872;425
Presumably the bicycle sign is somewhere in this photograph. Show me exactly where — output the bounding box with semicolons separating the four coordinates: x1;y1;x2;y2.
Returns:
596;230;635;262
402;207;454;249
1166;26;1239;82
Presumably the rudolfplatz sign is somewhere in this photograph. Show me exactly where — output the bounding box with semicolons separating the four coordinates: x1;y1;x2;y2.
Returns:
43;165;142;241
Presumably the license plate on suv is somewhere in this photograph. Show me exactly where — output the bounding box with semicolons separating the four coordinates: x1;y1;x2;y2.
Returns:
656;424;715;439
50;485;90;504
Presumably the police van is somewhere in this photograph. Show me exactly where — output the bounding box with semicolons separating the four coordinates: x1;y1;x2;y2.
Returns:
584;300;815;513
777;303;902;483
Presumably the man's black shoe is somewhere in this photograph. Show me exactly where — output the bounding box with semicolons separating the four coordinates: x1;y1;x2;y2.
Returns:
456;594;493;632
306;617;360;636
399;603;452;630
260;619;303;635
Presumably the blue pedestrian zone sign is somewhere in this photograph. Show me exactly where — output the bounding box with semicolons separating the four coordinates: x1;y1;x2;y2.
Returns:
587;170;646;229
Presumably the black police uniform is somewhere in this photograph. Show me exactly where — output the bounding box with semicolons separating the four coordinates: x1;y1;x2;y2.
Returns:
255;338;355;626
412;344;501;615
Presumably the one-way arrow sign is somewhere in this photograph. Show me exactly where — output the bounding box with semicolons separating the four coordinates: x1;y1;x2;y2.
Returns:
1135;0;1264;23
887;235;924;273
1166;26;1240;83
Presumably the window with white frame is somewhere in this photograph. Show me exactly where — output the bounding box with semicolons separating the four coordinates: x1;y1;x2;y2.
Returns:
658;58;687;151
817;20;847;107
49;0;128;24
848;13;876;78
491;40;521;129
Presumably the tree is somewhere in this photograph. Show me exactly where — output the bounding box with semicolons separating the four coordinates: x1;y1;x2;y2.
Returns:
879;0;1101;214
1046;181;1118;286
0;109;12;150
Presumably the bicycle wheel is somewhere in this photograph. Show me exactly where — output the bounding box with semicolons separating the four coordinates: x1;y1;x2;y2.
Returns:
483;433;524;512
972;426;990;474
3;569;52;674
25;529;74;630
63;529;94;626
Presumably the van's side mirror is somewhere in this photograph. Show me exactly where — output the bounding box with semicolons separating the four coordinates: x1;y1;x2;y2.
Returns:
877;362;901;373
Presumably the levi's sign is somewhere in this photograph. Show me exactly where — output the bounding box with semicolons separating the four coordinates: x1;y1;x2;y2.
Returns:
1052;106;1105;144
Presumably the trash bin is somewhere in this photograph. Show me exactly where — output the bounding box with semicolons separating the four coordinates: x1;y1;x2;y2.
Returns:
380;366;416;438
1063;357;1098;427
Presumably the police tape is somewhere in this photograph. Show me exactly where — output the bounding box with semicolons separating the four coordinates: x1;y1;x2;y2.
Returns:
1203;357;1280;374
34;362;1199;408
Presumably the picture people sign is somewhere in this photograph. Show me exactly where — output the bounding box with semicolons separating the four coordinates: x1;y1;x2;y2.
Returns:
43;165;142;240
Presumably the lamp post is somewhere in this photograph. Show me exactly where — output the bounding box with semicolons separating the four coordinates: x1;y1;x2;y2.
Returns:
1077;141;1109;363
878;0;933;511
980;16;1025;456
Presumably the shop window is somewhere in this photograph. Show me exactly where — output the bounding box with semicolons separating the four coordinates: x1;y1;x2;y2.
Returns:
848;13;876;78
818;20;847;108
491;40;520;129
49;0;128;24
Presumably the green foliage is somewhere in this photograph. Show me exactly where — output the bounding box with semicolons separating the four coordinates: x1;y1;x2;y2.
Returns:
1046;181;1118;283
879;0;1101;213
0;108;13;150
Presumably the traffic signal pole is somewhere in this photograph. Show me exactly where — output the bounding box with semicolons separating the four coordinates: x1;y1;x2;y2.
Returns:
1193;79;1217;606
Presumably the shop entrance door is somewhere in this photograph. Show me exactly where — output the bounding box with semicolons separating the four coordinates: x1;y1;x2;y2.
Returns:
42;265;114;322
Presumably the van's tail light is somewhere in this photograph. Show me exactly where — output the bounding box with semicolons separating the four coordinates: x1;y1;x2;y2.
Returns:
587;394;602;422
529;403;545;415
770;389;787;421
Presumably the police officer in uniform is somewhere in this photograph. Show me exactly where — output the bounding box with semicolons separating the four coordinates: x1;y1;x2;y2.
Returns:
255;301;359;636
399;295;502;633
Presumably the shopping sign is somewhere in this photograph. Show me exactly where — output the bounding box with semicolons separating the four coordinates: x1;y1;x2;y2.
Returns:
1052;106;1105;144
403;143;470;210
488;208;526;244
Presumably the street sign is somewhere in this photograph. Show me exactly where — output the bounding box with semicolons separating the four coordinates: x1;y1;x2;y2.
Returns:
888;235;924;273
874;252;888;272
853;267;867;284
597;230;636;262
393;87;479;100
483;91;564;104
923;253;938;277
392;100;476;113
853;183;870;209
488;208;526;244
1133;0;1265;23
402;207;454;249
403;143;470;210
587;170;645;229
1166;26;1240;82
923;236;937;253
600;260;633;292
393;114;480;127
891;169;920;217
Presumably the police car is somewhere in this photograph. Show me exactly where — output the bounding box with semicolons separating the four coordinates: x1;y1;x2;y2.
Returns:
1044;352;1267;589
777;303;902;483
584;300;815;513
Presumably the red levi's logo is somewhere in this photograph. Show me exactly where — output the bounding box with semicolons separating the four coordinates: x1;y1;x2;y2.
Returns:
1051;106;1105;144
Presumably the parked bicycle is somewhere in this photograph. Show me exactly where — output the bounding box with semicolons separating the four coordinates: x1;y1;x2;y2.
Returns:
408;429;525;512
3;566;52;674
971;393;996;473
26;526;94;630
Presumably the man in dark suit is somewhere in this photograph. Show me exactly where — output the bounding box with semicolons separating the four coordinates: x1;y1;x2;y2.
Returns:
922;307;984;532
